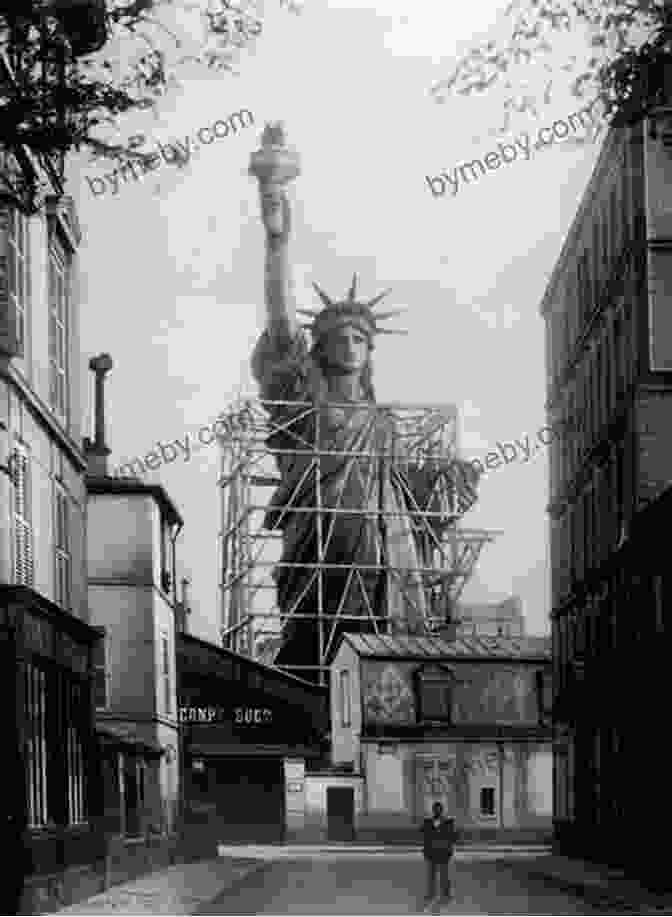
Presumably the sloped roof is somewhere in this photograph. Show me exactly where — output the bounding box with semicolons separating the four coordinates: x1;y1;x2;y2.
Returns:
339;632;550;661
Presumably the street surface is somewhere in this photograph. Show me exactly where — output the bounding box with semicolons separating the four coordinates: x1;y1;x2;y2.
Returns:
197;852;609;915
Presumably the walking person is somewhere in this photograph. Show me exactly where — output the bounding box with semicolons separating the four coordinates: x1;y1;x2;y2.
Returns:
421;802;457;912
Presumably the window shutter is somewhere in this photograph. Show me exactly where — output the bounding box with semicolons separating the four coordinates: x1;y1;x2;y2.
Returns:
48;242;69;418
162;635;171;715
54;487;71;609
93;633;109;709
340;670;351;727
13;449;34;586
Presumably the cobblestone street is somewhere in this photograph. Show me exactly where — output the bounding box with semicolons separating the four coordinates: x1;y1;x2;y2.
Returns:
197;854;613;915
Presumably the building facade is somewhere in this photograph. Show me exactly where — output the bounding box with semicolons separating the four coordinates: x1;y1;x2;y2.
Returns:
0;182;104;913
176;633;328;853
87;472;183;853
541;107;672;880
324;633;552;842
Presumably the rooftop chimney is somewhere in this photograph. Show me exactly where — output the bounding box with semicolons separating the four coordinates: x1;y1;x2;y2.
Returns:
84;353;113;477
175;577;192;634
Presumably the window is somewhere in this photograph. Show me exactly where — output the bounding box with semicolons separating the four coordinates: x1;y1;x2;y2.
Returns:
25;661;48;827
615;442;625;541
605;322;613;420
0;207;31;357
654;575;664;634
601;210;609;282
595;343;603;437
123;757;142;836
480;786;496;818
585;488;593;575
577;251;592;328
54;484;71;609
93;629;110;709
340;670;351;728
49;240;69;418
161;634;171;715
24;659;89;828
561;310;570;372
415;665;454;723
592;221;601;309
66;679;87;825
535;669;549;723
160;521;172;594
12;446;34;587
613;310;624;399
608;188;619;262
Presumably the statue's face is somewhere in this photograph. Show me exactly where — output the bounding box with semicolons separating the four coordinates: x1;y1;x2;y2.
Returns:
320;324;369;374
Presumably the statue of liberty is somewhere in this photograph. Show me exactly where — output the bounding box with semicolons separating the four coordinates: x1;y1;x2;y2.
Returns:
249;124;479;678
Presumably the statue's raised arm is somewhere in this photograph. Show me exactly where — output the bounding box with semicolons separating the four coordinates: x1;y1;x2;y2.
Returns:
249;122;301;347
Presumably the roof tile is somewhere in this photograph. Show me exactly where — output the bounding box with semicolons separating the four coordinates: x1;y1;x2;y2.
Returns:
342;631;550;660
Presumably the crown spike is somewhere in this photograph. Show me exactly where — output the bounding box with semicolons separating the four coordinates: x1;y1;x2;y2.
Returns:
377;329;409;335
311;282;334;309
374;309;406;321
297;308;320;317
348;273;358;302
367;288;392;309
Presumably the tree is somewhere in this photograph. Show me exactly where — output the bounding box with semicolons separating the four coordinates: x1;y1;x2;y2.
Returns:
0;0;273;210
430;0;672;139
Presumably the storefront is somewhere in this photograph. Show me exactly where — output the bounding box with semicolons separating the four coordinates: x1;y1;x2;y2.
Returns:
1;584;101;913
176;634;328;852
327;632;553;842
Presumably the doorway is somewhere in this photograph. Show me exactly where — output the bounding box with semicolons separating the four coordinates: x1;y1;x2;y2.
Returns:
417;756;458;818
326;786;355;841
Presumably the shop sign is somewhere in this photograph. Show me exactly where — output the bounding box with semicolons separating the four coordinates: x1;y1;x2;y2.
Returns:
179;704;273;725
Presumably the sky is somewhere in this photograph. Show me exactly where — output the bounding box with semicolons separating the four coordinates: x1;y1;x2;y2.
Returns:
70;0;602;642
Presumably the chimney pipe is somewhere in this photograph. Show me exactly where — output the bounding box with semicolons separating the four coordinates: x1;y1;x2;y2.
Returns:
84;353;113;476
176;577;191;634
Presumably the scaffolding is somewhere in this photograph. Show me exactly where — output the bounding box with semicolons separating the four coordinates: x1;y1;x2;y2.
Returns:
218;397;499;683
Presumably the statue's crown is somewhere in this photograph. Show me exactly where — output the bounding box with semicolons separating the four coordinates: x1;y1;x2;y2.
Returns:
298;274;407;346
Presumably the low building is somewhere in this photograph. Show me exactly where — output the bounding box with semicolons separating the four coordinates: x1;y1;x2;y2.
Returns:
176;632;328;854
85;354;184;876
318;632;552;843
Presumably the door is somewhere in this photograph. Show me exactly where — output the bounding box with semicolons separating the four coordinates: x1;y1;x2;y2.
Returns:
418;757;458;817
326;786;355;841
123;759;141;837
212;757;285;843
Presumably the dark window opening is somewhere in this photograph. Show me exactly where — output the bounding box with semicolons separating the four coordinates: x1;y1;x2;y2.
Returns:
480;786;496;817
414;665;454;723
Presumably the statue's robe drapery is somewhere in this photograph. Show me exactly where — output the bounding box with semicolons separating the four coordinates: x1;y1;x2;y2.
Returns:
252;329;430;666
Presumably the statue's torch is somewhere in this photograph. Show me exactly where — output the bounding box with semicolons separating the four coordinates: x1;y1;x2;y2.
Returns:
249;122;301;236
